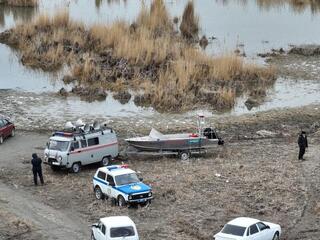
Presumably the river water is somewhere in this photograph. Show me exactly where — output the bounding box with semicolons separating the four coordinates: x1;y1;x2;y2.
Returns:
0;0;320;127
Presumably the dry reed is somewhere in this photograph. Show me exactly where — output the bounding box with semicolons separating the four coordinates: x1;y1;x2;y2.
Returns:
179;1;199;40
1;0;38;7
0;0;276;111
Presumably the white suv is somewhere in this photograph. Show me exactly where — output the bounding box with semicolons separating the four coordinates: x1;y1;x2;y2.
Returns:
91;216;139;240
93;165;153;207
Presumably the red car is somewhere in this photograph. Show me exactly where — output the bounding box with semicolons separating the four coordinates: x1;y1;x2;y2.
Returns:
0;117;15;144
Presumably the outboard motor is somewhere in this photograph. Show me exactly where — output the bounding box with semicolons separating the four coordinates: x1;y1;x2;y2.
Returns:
203;127;224;145
203;127;217;139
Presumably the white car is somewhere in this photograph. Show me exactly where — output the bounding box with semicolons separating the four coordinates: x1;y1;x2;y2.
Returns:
214;217;281;240
91;216;139;240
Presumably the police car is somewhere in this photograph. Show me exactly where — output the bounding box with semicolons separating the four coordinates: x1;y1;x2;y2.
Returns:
93;165;153;207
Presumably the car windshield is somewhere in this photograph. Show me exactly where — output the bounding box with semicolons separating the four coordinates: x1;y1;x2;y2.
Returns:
49;140;70;151
115;173;140;186
221;224;246;236
110;226;135;238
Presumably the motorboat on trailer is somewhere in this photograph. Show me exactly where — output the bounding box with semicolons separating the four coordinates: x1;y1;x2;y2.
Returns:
125;115;224;159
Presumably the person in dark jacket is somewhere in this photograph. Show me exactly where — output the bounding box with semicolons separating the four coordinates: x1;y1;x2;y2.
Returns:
31;153;44;185
298;131;308;160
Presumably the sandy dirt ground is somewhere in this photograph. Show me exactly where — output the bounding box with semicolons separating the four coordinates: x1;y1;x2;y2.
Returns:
0;113;319;240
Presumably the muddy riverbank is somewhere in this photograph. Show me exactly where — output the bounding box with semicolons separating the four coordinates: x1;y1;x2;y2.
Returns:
1;86;319;141
1;123;320;239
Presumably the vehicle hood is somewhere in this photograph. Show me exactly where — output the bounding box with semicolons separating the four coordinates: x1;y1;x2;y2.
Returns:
45;149;60;158
214;232;242;240
115;182;151;194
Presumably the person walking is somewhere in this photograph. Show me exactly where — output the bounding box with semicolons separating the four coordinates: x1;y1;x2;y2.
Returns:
31;153;44;186
298;131;308;160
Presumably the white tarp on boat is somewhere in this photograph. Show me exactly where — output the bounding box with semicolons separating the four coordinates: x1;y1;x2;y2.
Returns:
149;128;163;139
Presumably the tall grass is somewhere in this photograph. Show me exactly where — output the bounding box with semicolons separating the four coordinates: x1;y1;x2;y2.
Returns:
180;1;199;39
256;0;320;13
2;0;276;111
1;0;38;7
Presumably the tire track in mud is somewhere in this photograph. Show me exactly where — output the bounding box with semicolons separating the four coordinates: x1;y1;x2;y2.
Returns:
287;146;320;240
0;182;89;240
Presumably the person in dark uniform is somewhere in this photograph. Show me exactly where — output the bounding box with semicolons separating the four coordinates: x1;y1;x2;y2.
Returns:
31;153;44;185
298;131;308;160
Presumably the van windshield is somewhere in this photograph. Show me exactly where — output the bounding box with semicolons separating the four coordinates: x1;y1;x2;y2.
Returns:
115;173;140;186
49;140;69;151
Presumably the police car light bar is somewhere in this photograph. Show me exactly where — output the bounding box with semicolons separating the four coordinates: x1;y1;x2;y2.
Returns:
106;165;129;171
53;132;74;137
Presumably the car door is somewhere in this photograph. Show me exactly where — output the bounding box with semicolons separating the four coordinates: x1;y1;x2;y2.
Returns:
87;137;100;164
256;222;271;240
80;139;91;164
2;119;10;137
106;174;117;198
95;222;107;240
247;224;263;240
69;140;81;165
0;120;5;137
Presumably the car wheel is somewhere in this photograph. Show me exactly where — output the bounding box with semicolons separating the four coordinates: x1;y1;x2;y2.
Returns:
94;186;104;200
11;129;15;137
272;232;280;240
179;151;190;161
0;136;3;144
90;231;95;240
71;162;81;173
118;195;127;207
101;156;110;166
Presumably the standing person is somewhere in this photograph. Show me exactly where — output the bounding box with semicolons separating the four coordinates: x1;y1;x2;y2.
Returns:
298;131;308;160
31;153;44;186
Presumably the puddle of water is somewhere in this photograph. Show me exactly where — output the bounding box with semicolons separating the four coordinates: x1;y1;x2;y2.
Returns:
231;78;320;115
0;44;66;92
27;93;155;118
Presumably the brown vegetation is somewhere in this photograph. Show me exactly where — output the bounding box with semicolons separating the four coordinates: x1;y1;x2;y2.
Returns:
0;0;276;112
179;1;199;40
0;0;38;7
256;0;320;13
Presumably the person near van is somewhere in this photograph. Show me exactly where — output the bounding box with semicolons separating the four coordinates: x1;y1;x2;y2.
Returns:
298;131;308;160
31;153;44;185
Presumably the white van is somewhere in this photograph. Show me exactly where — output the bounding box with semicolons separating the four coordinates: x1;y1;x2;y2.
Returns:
44;123;118;173
91;216;139;240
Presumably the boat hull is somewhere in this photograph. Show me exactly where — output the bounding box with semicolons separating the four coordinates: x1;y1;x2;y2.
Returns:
126;137;219;152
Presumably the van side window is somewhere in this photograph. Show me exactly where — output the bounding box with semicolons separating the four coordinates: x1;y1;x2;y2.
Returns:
0;120;4;128
80;139;87;148
72;141;80;150
88;137;99;146
107;175;115;186
97;171;106;180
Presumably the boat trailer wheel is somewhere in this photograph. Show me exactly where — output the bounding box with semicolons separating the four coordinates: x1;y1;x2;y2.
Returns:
179;151;190;161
